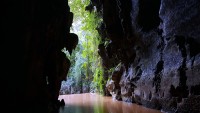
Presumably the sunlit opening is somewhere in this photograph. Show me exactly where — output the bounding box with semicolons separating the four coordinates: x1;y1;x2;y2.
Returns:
60;0;105;95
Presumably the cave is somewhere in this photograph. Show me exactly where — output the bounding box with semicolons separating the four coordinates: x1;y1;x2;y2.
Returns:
2;0;200;113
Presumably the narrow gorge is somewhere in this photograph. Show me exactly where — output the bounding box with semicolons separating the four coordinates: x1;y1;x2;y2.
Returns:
2;0;200;113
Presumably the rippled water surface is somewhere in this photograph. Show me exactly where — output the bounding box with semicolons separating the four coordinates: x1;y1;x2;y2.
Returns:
58;93;161;113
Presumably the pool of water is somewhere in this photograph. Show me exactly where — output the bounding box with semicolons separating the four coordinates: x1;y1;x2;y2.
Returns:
58;93;162;113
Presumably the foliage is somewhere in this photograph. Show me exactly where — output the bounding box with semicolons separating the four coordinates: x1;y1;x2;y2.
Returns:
61;0;105;94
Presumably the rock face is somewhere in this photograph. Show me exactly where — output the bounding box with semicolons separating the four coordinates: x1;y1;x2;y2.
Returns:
2;0;77;113
106;63;124;100
2;0;200;113
99;0;200;112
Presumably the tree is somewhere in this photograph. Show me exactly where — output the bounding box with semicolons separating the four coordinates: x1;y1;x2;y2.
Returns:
61;0;105;95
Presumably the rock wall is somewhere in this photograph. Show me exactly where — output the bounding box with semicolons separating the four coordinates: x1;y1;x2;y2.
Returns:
2;0;77;113
99;0;200;112
2;0;200;112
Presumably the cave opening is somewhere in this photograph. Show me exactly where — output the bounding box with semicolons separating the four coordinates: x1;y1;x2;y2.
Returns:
3;0;200;113
59;0;105;95
58;0;162;112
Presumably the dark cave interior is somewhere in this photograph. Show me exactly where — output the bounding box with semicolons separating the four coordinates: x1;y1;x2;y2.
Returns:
2;0;200;113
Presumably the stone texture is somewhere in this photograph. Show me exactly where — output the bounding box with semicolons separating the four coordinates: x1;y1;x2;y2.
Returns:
2;0;200;113
106;63;124;100
101;0;200;112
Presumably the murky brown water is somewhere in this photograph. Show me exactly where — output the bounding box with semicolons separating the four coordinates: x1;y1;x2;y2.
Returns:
58;93;161;113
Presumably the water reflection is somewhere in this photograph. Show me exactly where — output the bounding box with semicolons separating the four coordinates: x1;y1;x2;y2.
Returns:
58;93;161;113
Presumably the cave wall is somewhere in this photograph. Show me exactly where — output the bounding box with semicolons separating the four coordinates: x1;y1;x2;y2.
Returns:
100;0;200;112
2;0;76;113
2;0;200;112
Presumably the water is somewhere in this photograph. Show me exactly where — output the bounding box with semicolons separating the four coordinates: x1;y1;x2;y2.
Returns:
58;93;162;113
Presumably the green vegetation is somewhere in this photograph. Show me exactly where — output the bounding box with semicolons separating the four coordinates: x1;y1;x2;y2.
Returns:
61;0;105;94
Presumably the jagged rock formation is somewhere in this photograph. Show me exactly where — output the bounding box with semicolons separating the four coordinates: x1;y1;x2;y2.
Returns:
2;0;200;113
2;0;78;113
106;63;124;100
96;0;200;112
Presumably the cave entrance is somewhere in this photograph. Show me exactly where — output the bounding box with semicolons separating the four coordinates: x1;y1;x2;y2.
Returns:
59;0;105;95
58;0;163;113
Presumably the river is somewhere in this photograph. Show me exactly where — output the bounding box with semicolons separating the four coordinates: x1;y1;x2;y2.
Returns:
58;93;162;113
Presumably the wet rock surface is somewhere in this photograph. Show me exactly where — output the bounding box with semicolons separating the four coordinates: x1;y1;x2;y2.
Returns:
101;0;200;112
2;0;200;113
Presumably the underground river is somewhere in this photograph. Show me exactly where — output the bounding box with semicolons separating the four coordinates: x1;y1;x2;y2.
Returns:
58;93;162;113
